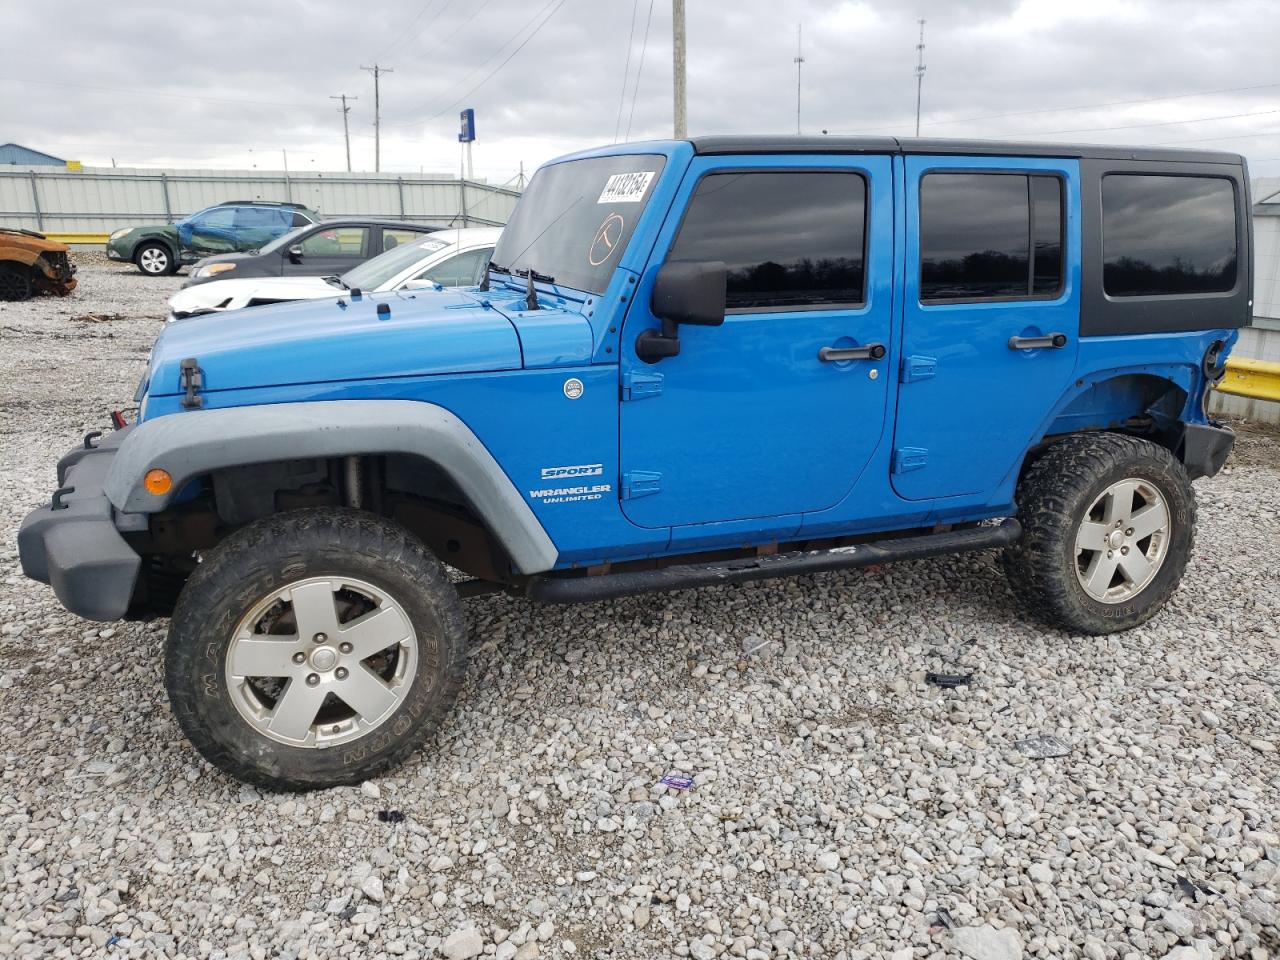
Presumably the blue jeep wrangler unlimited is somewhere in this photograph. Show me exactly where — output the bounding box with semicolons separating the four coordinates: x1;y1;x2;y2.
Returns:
19;137;1247;790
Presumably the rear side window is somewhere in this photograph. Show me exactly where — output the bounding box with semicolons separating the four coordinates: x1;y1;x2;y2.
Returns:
301;227;369;257
919;173;1064;302
667;171;867;311
1102;175;1237;297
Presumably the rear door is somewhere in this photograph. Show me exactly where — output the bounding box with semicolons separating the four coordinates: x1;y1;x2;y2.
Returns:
891;156;1080;500
619;155;895;528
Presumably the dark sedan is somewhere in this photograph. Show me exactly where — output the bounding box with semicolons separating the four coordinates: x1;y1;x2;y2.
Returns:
183;218;440;288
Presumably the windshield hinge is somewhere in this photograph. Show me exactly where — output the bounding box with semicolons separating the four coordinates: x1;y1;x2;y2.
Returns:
901;355;937;383
621;370;663;401
179;357;204;409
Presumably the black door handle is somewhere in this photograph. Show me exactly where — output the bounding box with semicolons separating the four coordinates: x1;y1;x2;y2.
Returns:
1008;332;1068;350
819;342;886;362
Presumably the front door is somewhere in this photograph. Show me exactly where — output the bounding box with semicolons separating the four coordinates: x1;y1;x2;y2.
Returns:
619;156;895;529
288;226;371;277
891;157;1081;501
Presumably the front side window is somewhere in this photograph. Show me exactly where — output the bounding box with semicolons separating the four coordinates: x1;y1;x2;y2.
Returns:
919;173;1063;302
301;227;368;257
1102;175;1237;297
189;206;235;230
667;171;867;311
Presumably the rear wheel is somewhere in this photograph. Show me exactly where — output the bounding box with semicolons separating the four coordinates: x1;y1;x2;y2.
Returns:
165;508;467;790
0;264;32;301
1002;432;1196;635
135;242;175;276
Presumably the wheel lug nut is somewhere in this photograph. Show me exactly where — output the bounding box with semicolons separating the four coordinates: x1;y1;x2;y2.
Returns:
1121;546;1129;555
339;642;353;654
335;667;349;680
313;633;327;643
292;652;306;664
306;673;320;686
1107;550;1114;558
1125;528;1134;537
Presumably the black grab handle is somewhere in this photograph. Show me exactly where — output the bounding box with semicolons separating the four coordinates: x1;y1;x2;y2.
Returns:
819;342;886;362
1008;332;1068;350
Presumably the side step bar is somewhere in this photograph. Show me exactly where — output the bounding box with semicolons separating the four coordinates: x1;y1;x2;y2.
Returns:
525;519;1022;604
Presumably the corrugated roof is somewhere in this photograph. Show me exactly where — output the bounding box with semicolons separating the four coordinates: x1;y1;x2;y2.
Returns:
0;143;66;165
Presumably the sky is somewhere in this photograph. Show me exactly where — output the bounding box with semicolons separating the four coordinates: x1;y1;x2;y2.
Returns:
5;0;1280;183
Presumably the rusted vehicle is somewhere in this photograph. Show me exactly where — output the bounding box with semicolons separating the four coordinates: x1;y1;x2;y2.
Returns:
0;229;77;301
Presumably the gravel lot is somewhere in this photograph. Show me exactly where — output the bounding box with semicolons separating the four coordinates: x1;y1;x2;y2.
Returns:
1;257;1278;960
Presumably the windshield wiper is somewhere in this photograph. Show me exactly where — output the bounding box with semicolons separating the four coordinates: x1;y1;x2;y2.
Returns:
322;275;349;290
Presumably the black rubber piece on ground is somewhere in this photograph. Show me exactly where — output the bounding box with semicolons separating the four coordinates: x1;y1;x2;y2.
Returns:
1002;432;1196;635
165;508;467;791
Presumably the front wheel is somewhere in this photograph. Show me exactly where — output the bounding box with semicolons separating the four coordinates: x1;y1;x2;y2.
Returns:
1002;433;1196;635
0;264;32;301
134;242;175;276
165;508;467;790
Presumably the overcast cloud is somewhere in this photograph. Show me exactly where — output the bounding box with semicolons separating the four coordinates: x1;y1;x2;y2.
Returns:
5;0;1280;182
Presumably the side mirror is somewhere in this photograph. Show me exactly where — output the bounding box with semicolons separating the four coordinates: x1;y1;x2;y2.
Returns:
636;260;727;363
287;244;304;263
402;278;439;290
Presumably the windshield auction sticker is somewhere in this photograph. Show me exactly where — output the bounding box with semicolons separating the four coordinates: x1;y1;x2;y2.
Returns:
598;171;655;204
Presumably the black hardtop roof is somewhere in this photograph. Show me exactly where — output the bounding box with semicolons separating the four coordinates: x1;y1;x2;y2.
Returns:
689;135;1244;165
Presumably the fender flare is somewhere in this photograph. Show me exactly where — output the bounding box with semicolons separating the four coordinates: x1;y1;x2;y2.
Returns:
103;400;559;574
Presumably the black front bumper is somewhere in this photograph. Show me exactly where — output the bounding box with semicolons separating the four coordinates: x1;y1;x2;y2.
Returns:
18;429;142;621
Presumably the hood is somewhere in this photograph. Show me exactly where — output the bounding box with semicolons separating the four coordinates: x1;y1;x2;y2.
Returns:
147;288;523;397
168;275;338;315
0;229;69;254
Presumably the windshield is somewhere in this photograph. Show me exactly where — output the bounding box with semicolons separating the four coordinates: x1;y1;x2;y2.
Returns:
257;224;314;255
341;235;451;290
490;154;666;294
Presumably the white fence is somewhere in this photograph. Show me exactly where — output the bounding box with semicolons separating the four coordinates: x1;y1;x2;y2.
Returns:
0;165;521;233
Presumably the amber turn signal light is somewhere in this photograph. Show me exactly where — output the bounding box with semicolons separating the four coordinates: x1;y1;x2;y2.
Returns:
144;468;173;495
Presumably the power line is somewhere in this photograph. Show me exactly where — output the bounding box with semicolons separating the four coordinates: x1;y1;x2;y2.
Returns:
842;79;1280;135
614;0;641;143
386;0;566;128
410;0;569;127
1031;104;1280;137
624;0;656;141
378;0;450;59
0;76;305;109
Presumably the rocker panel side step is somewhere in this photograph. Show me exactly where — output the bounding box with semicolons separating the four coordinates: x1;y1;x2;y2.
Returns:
526;519;1022;604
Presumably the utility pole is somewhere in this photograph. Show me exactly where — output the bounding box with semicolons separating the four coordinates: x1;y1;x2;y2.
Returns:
359;64;394;172
914;19;926;138
672;0;687;138
329;94;357;172
793;23;805;135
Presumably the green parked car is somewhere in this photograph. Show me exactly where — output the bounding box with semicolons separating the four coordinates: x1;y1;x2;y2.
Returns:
106;201;320;276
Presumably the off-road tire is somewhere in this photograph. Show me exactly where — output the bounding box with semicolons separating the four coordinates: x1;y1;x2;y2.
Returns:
134;241;175;276
165;508;468;791
0;263;32;301
1002;432;1196;635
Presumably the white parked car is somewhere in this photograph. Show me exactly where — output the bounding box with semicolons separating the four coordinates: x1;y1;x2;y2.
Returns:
166;227;501;320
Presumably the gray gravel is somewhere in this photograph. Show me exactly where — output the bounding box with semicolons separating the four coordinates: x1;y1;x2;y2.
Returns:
2;258;1278;960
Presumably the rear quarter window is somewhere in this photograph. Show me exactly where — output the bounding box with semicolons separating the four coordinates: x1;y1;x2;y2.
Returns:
1102;175;1237;297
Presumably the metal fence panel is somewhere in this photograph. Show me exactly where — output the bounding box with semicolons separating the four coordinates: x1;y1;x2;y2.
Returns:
0;165;519;233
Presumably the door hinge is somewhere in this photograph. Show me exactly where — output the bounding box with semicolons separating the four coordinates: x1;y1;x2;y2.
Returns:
901;355;937;383
621;370;664;401
621;470;662;499
893;447;929;474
